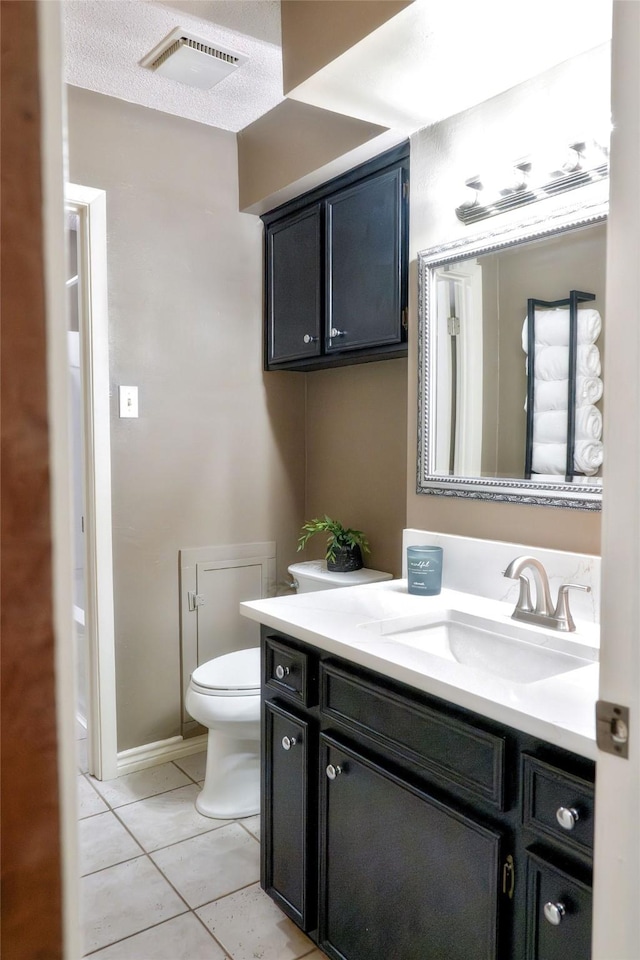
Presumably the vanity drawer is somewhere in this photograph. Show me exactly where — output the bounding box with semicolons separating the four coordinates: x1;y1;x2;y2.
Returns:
522;756;594;856
265;635;315;707
525;849;592;960
320;662;505;809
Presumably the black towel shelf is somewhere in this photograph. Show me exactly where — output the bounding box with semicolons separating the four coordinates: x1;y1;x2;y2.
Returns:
525;290;596;482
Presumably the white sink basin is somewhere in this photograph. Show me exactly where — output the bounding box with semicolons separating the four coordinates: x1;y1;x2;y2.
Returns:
359;609;595;684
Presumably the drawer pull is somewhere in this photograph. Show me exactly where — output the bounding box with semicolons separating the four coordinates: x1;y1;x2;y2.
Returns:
326;764;343;780
303;334;318;344
543;902;566;926
275;664;290;680
281;736;297;751
330;328;346;338
556;806;580;830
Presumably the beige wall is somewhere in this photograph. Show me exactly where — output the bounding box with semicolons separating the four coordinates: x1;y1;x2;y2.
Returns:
407;44;610;555
280;0;412;94
305;360;408;578
237;99;388;213
67;88;306;750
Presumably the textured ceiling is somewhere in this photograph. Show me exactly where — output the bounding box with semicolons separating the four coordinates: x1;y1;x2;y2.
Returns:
63;0;284;133
63;1;612;139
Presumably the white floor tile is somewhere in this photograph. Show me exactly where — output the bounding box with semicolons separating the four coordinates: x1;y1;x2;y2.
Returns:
239;815;260;840
196;883;314;960
79;811;143;876
81;856;187;954
89;763;191;808
115;784;224;852
78;775;109;819
85;913;227;960
151;822;260;908
173;751;207;782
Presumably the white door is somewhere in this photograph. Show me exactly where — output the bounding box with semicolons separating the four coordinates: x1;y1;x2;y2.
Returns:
592;2;640;956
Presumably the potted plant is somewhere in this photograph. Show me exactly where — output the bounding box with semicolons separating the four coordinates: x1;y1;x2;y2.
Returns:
297;515;370;572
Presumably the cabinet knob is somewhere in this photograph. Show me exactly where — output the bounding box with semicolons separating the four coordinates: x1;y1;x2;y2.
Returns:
543;902;566;926
330;328;346;338
326;763;343;780
303;334;318;344
556;806;580;830
281;736;297;751
274;664;290;680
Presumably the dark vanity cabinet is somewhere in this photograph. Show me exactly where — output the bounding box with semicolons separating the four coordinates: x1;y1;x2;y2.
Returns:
260;628;595;960
262;143;409;371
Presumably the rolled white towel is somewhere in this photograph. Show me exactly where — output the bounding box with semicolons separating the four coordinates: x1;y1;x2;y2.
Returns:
574;439;604;475
533;344;601;380
527;376;604;412
576;376;604;405
534;405;602;443
522;308;602;351
532;440;603;476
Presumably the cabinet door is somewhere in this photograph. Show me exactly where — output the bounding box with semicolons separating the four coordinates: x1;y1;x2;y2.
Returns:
266;205;322;366
525;852;592;960
263;701;316;930
325;165;406;354
319;736;503;960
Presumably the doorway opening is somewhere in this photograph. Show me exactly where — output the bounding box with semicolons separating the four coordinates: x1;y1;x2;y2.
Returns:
66;183;118;781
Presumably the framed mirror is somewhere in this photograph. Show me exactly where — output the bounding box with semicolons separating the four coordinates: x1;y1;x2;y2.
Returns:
417;196;607;509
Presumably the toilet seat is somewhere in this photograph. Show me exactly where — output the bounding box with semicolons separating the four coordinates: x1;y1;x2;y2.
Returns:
190;647;260;697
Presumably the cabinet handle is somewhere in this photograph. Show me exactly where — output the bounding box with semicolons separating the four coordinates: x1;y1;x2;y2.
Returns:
330;328;346;338
556;806;580;830
543;902;566;926
303;334;318;344
281;736;297;751
502;854;515;899
326;763;343;780
274;664;290;680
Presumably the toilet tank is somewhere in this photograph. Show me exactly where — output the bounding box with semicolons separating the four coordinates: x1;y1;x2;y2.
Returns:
288;559;393;593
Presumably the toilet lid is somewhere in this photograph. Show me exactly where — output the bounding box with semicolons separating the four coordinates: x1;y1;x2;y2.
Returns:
191;648;260;692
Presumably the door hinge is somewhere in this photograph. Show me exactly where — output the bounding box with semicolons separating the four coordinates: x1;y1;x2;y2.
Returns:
596;700;629;758
187;591;205;612
402;308;408;331
502;854;515;899
402;180;409;201
447;316;460;336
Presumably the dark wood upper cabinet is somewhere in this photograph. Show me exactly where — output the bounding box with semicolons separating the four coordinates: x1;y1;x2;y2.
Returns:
262;143;409;371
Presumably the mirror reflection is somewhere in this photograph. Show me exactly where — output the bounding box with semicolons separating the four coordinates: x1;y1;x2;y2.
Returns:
418;204;607;509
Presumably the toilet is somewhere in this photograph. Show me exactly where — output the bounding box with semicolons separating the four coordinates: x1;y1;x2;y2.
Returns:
185;559;392;819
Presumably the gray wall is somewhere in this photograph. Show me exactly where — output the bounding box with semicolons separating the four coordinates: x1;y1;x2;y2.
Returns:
68;88;306;750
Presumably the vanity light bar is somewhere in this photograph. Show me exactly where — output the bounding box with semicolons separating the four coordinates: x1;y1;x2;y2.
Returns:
456;142;609;225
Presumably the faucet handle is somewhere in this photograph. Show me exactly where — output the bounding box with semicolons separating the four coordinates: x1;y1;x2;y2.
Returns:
515;574;534;613
553;583;591;632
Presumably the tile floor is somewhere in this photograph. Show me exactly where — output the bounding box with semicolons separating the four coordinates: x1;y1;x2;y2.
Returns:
77;722;328;960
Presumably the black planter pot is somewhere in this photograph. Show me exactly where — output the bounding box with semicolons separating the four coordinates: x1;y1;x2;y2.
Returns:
327;545;363;573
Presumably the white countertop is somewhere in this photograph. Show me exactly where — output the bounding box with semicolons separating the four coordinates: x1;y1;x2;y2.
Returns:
241;580;599;760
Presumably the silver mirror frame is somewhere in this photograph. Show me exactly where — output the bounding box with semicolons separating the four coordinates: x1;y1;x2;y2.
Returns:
417;194;608;510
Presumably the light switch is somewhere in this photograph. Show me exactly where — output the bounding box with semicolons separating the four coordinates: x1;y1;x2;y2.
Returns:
119;385;139;418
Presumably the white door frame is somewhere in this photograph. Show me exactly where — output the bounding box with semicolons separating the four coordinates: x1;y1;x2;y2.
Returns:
66;183;118;782
592;2;640;956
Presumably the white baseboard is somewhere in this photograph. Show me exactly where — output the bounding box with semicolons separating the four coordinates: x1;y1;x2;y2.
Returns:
117;734;207;776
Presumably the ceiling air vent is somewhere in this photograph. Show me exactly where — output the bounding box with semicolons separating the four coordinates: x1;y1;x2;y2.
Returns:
140;28;248;90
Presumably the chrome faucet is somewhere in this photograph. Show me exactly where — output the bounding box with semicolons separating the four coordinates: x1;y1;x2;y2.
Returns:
503;556;590;632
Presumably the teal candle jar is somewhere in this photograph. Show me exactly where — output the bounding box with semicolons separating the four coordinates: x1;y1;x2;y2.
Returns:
407;545;443;596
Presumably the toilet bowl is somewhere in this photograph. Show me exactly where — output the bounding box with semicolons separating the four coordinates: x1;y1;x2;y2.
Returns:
188;561;392;820
185;647;260;819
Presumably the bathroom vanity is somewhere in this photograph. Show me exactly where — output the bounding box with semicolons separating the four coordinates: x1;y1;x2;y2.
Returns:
241;538;600;960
